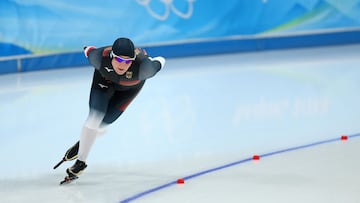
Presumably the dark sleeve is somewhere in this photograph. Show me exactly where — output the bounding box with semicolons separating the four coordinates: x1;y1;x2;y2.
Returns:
87;47;107;70
137;53;163;80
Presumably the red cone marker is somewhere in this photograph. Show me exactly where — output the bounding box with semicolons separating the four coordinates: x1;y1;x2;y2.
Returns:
177;178;184;184
253;155;260;160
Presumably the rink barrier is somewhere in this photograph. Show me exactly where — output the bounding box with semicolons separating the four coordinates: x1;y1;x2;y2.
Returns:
118;133;360;203
1;29;360;74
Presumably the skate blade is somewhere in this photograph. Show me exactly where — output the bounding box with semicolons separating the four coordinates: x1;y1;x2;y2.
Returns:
53;158;65;170
59;176;78;185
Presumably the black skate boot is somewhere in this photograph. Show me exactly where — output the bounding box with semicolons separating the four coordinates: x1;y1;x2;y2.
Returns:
67;160;87;177
53;141;79;169
60;160;87;185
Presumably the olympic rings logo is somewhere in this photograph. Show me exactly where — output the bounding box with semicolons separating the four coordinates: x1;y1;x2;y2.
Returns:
136;0;195;20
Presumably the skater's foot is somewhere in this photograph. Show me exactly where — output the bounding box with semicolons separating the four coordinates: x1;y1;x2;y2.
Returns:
60;160;87;185
53;141;79;169
66;159;87;177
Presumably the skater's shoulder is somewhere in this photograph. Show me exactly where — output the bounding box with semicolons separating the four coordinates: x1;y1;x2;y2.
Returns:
87;46;110;69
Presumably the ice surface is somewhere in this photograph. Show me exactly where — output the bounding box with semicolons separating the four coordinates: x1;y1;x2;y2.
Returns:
1;44;360;203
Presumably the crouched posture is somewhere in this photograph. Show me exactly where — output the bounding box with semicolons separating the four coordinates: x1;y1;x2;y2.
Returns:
54;37;165;184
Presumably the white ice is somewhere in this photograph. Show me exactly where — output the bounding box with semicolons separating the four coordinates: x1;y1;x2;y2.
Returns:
0;44;359;203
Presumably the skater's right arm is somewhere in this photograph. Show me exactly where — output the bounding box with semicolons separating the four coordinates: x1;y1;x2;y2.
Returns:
83;46;109;70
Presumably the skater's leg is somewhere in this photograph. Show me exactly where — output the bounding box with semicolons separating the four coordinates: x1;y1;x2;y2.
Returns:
78;125;99;162
77;110;105;162
63;111;103;181
75;70;113;162
101;84;144;124
63;72;110;181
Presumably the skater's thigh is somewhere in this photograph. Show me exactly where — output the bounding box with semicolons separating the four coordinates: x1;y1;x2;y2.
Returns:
102;87;142;124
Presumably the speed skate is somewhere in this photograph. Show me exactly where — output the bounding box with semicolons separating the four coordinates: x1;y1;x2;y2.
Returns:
53;141;83;185
60;175;79;185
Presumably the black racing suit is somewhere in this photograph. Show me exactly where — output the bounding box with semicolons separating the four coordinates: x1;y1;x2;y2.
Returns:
86;46;162;125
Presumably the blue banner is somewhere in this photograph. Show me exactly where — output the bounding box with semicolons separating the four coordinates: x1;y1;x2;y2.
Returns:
1;0;360;56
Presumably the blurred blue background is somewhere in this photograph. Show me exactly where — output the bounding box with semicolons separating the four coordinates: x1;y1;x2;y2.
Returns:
1;0;360;65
